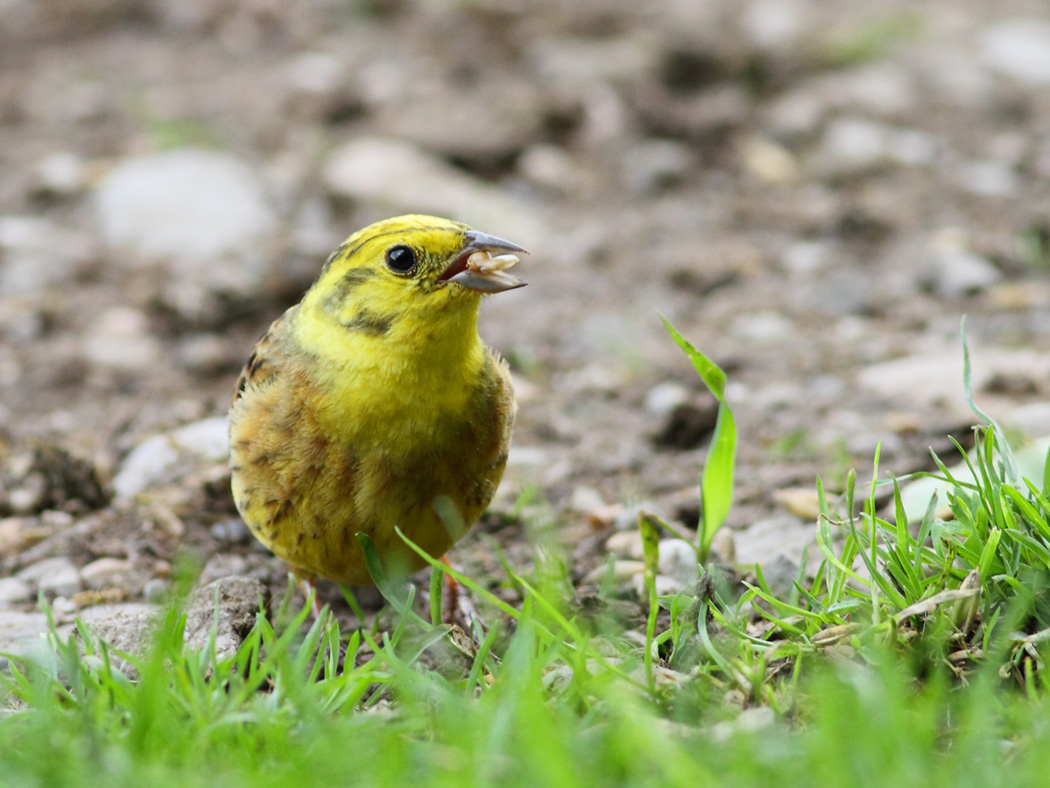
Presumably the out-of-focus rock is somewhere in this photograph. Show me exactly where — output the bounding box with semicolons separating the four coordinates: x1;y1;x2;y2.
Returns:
94;148;278;294
980;19;1050;86
112;417;229;499
621;139;695;195
323;137;545;249
80;557;135;591
82;306;161;370
0;216;96;294
920;230;1002;297
17;556;81;598
0;577;33;606
183;576;268;660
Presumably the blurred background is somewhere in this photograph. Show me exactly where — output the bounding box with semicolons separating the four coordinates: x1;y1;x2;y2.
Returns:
2;0;1050;597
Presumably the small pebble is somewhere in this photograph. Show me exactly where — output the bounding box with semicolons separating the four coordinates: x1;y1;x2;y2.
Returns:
211;518;252;544
80;557;134;591
951;160;1019;197
621;139;695;195
612;502;666;532
112;417;230;499
583;559;645;585
772;487;823;521
142;577;171;604
517;144;579;194
285;51;343;96
740;136;800;184
644;382;690;418
17;556;81;598
82;307;160;370
1004;403;1050;438
921;230;1002;297
730;311;794;343
710;528;736;563
570;486;607;514
657;539;699;586
980;19;1050;86
35;151;86;196
631;573;685;597
818;117;887;174
0;577;33;606
506;446;550;467
51;597;77;615
605;530;644;560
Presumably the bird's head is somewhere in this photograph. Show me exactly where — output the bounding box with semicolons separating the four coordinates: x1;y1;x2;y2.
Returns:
302;215;526;334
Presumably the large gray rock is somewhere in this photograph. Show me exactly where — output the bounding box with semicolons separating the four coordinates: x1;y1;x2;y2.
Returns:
94;148;278;296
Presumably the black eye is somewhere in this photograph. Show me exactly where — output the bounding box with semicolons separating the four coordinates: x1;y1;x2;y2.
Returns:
385;245;417;274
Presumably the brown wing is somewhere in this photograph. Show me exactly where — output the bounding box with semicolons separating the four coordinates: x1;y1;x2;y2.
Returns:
232;306;296;404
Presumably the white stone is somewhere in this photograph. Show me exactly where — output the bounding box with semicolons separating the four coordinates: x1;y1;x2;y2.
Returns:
506;446;549;467
887;128;941;166
112;417;229;499
742;0;806;49
526;35;658;85
1004;403;1050;438
17;556;81;597
170;417;230;460
517;144;579;193
781;240;832;274
82;306;161;370
741;136;800;184
570;486;606;513
631;573;685;597
835;64;916;117
819;117;887;172
0;215;92;294
95;148;277;266
858;347;1050;420
730;311;794;343
922;231;1002;297
924;249;1001;297
36;151;86;195
605;531;644;560
621;139;695;195
644;382;690;417
285;51;342;95
733;515;816;569
80;557;135;590
0;611;50;661
952;160;1019;197
0;577;32;606
980;20;1050;85
584;560;645;585
657;539;699;585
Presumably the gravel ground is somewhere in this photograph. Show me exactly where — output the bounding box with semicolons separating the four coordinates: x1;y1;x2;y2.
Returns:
2;0;1050;651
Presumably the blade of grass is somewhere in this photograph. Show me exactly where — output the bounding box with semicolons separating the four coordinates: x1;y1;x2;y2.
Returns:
660;316;736;564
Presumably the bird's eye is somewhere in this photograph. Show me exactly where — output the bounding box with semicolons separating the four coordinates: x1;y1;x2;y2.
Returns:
385;245;417;274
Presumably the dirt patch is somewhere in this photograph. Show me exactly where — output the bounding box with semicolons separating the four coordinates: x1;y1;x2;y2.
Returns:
2;1;1049;637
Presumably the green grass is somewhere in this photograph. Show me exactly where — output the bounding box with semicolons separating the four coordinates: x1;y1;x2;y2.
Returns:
5;324;1050;786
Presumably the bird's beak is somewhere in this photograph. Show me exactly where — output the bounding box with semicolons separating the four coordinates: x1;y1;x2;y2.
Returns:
438;230;528;293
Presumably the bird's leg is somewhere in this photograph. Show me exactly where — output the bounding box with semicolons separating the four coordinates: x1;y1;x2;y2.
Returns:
440;556;478;631
292;571;322;619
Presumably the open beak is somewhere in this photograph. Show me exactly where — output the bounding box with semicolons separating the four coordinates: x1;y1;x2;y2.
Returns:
437;230;528;293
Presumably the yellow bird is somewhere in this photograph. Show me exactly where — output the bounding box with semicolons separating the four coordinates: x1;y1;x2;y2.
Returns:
228;214;525;588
